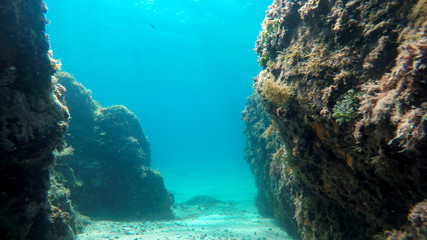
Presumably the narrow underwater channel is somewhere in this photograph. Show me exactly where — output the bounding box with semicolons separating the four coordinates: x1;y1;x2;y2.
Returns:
2;0;424;239
43;0;294;239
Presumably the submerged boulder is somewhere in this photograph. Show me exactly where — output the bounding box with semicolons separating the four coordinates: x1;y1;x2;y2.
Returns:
54;72;173;220
183;195;222;207
244;0;426;239
0;0;73;239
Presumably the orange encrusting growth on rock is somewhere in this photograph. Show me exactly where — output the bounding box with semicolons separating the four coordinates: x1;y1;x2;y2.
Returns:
309;122;331;144
346;154;354;171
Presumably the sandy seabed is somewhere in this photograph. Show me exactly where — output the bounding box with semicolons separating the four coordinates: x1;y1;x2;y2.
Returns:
76;202;293;240
77;162;293;240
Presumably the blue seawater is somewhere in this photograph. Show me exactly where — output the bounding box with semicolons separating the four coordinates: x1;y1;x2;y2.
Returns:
45;0;270;204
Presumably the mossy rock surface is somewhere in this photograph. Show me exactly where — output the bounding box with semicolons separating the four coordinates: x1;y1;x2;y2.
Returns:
55;72;173;221
245;0;427;239
0;1;72;239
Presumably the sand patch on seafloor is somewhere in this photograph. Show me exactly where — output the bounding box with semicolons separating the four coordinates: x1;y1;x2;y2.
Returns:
76;201;293;240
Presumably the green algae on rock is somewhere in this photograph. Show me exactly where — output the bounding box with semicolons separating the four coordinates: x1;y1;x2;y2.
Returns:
244;0;427;239
54;72;174;221
332;89;364;125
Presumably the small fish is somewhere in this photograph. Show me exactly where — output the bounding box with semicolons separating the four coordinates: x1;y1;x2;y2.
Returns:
149;24;156;29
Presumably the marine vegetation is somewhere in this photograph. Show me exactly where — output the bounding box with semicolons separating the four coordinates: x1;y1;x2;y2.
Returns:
263;121;277;138
259;54;269;68
332;89;364;125
244;0;427;239
259;19;281;48
259;78;291;106
258;19;282;68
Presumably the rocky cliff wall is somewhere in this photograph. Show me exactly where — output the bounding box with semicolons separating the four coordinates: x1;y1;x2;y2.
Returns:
0;0;72;239
242;93;299;238
244;0;426;239
54;72;173;221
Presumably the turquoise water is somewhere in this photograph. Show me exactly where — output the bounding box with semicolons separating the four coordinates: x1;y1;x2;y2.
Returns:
45;0;270;204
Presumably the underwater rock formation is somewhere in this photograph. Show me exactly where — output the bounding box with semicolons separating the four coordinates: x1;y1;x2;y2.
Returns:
48;171;90;237
0;0;73;239
183;195;222;207
386;200;427;239
54;72;173;220
244;0;427;239
242;93;299;238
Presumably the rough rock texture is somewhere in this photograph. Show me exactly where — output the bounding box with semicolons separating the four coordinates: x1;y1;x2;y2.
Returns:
48;169;91;236
244;0;427;239
54;72;174;221
0;1;73;239
242;94;299;238
386;200;427;240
